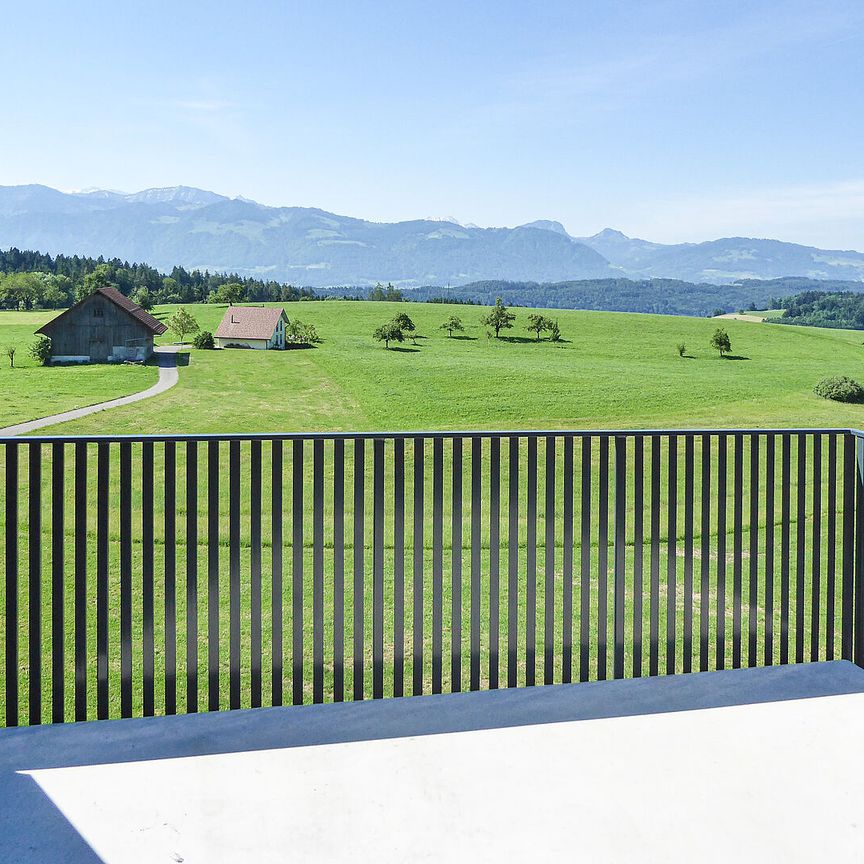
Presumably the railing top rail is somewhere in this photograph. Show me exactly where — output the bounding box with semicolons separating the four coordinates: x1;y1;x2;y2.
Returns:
0;427;858;444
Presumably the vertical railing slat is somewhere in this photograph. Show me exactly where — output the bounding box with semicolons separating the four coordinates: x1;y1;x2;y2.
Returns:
28;442;42;725
489;437;501;688
780;435;792;665
207;440;220;712
74;441;88;721
412;437;424;696
613;435;626;680
372;438;384;699
825;435;836;661
634;436;645;677
293;439;305;705
142;440;155;717
432;437;443;694
186;441;198;713
470;436;482;691
394;438;405;697
649;436;660;677
229;440;241;710
562;436;574;683
525;436;537;686
120;441;133;718
313;439;325;703
5;442;19;726
271;440;283;706
764;435;775;666
579;437;591;683
716;435;727;670
332;439;344;701
352;439;365;699
250;439;262;708
699;434;711;673
164;441;177;715
508;436;519;688
451;436;463;692
544;436;556;684
795;434;807;665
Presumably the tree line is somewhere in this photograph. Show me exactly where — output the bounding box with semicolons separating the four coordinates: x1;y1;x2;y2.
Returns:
0;247;317;310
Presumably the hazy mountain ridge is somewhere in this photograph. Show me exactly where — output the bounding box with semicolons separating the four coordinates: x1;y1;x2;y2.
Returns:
0;184;862;287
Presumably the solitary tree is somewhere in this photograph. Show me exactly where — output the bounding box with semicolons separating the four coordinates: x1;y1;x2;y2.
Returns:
710;328;732;358
677;343;686;357
527;314;550;341
168;308;199;343
439;315;464;337
373;321;405;349
480;297;516;338
392;313;417;344
548;319;562;342
5;345;16;368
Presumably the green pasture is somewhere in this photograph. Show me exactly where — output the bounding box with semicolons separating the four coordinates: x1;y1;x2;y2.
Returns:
0;300;861;724
2;300;864;434
0;310;157;428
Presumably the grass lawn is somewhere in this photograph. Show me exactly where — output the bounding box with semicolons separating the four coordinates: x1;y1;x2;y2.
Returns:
3;299;862;435
0;310;159;427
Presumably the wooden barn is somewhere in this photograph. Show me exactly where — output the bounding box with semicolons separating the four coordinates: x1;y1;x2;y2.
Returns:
36;286;168;364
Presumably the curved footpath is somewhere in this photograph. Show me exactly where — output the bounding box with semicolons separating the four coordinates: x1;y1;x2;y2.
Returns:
0;346;183;437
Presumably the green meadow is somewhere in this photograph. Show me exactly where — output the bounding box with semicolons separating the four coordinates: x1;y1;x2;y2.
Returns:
2;299;863;434
0;300;860;722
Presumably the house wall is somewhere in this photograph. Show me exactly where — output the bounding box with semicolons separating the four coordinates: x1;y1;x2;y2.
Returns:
46;294;155;363
214;337;269;350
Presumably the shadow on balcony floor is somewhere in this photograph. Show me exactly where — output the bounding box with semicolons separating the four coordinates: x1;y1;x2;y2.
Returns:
3;660;864;863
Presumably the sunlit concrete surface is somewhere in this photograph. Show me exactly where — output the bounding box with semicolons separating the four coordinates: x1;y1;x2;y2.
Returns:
3;662;864;863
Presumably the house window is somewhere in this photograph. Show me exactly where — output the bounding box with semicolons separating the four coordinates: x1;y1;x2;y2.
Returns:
94;307;104;318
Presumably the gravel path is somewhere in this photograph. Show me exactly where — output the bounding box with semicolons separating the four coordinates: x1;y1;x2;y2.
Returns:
0;346;183;437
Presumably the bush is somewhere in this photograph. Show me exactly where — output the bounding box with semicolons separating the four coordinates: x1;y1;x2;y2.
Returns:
29;335;52;365
814;376;864;403
193;330;215;349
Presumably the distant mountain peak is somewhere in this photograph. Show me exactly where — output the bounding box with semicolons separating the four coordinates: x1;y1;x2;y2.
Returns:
520;219;570;237
590;228;631;241
123;186;228;206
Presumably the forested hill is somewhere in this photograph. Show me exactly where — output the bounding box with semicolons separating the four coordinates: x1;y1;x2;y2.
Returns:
400;276;864;318
767;291;864;330
4;246;864;319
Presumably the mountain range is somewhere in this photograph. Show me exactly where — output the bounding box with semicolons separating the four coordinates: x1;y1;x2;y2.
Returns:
1;184;862;288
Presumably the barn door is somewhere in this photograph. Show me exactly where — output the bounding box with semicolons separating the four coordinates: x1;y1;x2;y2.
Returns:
90;329;109;362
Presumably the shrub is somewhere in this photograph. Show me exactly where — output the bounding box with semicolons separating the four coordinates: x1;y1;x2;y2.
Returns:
677;343;686;357
814;376;864;403
29;335;52;365
193;330;215;349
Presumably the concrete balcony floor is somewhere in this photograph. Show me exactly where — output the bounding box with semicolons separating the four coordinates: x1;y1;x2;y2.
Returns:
3;661;864;863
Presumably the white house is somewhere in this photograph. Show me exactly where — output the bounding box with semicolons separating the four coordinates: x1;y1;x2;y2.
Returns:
214;306;288;350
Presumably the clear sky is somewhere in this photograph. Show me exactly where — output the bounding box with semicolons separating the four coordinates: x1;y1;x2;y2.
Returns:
3;0;863;249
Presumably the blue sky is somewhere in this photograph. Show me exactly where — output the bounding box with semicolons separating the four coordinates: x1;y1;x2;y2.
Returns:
3;0;864;248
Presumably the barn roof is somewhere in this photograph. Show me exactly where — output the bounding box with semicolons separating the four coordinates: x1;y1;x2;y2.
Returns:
214;306;287;340
36;286;168;336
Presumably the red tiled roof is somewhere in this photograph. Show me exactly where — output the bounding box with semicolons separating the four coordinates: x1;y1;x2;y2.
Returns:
214;306;286;340
37;286;169;336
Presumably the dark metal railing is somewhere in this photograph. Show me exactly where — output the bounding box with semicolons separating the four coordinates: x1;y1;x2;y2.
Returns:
2;427;863;726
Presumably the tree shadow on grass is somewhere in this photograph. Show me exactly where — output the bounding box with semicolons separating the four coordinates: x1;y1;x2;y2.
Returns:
388;346;421;353
721;355;751;361
448;334;478;341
